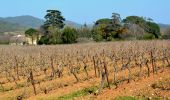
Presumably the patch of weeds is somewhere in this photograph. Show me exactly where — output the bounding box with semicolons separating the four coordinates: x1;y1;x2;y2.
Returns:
17;83;25;88
0;82;26;92
57;82;116;100
0;87;4;92
103;82;117;89
0;86;14;92
4;86;14;92
57;86;98;100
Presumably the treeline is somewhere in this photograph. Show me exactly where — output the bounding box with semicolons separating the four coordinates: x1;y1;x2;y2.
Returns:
25;9;169;45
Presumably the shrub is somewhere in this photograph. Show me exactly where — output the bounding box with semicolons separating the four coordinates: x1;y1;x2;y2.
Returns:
93;34;103;42
62;27;78;44
143;33;155;40
38;36;49;45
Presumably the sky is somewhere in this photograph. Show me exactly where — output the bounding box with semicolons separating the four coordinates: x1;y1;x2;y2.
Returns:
0;0;170;24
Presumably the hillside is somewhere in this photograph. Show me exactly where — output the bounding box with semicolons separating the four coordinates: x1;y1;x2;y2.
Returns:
159;23;170;29
0;20;27;33
0;15;83;29
64;20;82;28
0;15;83;33
0;15;44;28
0;15;44;33
159;23;170;34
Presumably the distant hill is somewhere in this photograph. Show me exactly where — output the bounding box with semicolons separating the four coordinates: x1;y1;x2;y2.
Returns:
0;15;84;33
159;23;170;29
64;20;82;28
158;23;170;33
0;15;83;29
0;15;44;33
0;20;27;33
0;15;44;28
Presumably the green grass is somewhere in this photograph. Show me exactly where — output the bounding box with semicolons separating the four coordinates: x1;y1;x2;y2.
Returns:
0;82;26;92
0;86;14;92
57;86;98;100
57;82;117;100
39;82;118;100
39;86;98;100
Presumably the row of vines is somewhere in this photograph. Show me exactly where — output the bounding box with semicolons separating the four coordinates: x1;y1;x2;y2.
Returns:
0;40;169;99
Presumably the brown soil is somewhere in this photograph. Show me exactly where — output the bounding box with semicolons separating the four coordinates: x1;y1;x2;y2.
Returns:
81;68;170;100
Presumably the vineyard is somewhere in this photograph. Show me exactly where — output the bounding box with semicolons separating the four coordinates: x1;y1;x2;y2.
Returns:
0;40;170;100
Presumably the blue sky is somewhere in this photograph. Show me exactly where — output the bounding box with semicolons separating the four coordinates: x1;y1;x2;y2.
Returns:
0;0;170;24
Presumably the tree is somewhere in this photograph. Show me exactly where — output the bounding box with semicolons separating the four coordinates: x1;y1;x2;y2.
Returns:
111;13;122;38
123;16;146;28
62;27;78;44
95;18;112;26
77;23;92;38
112;13;121;26
93;13;123;41
38;10;65;44
145;22;160;38
25;28;39;44
38;36;49;45
93;18;113;40
92;27;104;42
44;10;65;30
48;26;63;44
122;23;145;40
123;16;161;39
38;26;63;44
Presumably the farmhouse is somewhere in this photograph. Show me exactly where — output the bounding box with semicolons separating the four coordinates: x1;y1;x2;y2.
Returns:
10;34;26;45
9;34;41;45
25;34;41;45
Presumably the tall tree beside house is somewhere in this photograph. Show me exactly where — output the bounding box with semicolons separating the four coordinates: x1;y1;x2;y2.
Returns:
47;26;63;44
25;28;39;45
44;10;65;30
39;10;66;44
